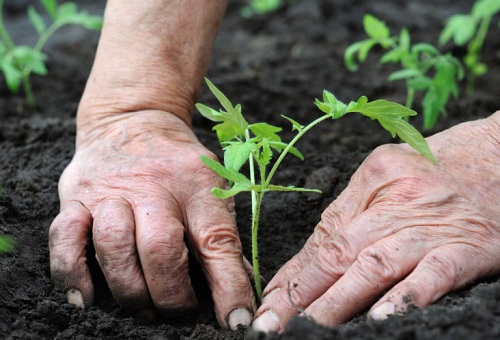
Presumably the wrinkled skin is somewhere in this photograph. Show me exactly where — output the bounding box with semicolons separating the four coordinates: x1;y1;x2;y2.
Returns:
253;112;500;332
49;111;256;328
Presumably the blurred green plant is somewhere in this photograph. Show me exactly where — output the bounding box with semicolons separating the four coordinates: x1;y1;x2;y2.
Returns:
241;0;282;17
0;183;15;254
345;14;463;130
439;0;500;95
0;0;102;109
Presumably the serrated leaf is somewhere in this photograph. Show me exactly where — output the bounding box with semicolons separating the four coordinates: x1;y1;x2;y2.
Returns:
348;97;436;163
12;46;47;75
28;7;46;35
266;185;322;194
315;90;348;119
364;14;390;39
223;140;255;172
199;79;249;142
200;155;252;184
258;139;273;166
344;40;371;71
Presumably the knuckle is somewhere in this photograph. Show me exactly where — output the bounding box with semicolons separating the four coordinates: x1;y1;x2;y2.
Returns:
196;224;242;257
421;253;459;287
315;233;354;277
140;229;184;260
355;247;399;287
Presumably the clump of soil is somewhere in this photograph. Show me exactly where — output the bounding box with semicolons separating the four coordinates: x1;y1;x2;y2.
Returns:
1;0;500;339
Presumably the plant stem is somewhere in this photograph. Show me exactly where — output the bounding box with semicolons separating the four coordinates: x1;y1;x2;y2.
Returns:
264;114;330;187
466;15;491;95
251;191;264;301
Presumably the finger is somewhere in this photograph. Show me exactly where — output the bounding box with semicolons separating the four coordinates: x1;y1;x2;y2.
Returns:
135;197;198;314
254;210;394;332
368;244;491;320
92;198;152;311
261;180;371;298
49;201;94;307
186;183;256;330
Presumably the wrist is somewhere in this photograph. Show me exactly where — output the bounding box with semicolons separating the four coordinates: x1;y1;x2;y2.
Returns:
76;109;197;150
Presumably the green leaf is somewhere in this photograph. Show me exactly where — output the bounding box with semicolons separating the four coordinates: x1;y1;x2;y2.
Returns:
380;48;404;64
41;0;57;20
315;90;348;119
200;155;252;184
348;97;436;163
281;115;304;132
211;183;258;199
257;139;273;167
472;0;500;18
267;141;304;160
198;79;249;142
364;14;390;39
344;40;373;71
266;185;322;194
399;28;410;52
249;122;282;141
388;68;422;81
223;140;255;172
12;46;47;75
56;2;78;21
28;7;46;35
1;57;22;92
412;43;439;56
439;15;477;46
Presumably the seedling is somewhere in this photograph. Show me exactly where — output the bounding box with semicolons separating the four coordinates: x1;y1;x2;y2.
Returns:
241;0;284;18
0;0;102;109
439;0;500;95
197;78;436;301
345;14;464;130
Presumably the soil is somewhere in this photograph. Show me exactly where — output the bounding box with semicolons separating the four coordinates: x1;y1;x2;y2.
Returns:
1;0;500;339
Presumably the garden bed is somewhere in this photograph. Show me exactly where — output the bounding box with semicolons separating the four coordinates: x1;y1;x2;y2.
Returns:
1;0;500;338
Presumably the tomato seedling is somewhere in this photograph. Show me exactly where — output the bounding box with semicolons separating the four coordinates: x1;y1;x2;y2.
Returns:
241;0;285;18
0;235;14;254
197;78;436;301
439;0;500;95
345;14;463;130
0;0;102;109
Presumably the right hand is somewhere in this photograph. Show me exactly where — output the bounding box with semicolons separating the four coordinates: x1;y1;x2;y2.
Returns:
49;110;256;329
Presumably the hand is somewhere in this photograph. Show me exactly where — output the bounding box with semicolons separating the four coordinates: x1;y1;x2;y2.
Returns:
253;112;500;332
49;110;255;329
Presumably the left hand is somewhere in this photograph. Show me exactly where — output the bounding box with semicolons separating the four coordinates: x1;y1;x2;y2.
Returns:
252;112;500;332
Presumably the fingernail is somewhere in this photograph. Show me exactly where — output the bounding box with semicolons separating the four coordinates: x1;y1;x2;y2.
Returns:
262;288;280;304
252;310;280;333
228;308;253;331
66;288;84;308
369;301;395;320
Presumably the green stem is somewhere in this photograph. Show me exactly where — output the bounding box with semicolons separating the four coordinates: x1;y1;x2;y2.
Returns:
264;114;330;187
466;15;491;95
251;191;264;302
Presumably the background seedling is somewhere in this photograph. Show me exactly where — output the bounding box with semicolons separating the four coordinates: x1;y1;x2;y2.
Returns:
0;183;14;254
345;14;464;130
439;0;500;95
0;0;102;109
197;78;436;301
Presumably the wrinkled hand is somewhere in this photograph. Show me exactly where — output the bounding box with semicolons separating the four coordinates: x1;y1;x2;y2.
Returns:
253;112;500;332
49;110;255;329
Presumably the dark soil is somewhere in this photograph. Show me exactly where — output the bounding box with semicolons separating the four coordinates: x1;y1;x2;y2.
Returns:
1;0;500;339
